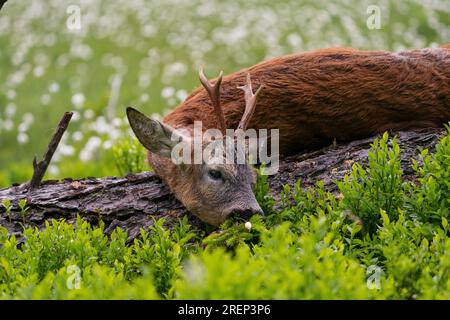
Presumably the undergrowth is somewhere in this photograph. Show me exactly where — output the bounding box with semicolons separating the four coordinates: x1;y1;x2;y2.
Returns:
1;130;450;299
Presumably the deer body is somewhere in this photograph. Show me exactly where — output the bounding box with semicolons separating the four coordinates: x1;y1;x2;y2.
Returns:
128;45;450;226
165;46;450;152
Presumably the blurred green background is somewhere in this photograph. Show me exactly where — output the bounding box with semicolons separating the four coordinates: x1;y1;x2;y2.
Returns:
0;0;449;187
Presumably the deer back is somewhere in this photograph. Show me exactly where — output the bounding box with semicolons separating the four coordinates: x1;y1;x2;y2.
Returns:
164;46;450;154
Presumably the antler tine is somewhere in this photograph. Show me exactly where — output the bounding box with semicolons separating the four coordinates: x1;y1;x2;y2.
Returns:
237;73;264;131
199;67;226;133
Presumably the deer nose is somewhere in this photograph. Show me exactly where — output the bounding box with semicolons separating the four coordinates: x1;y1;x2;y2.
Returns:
230;207;264;221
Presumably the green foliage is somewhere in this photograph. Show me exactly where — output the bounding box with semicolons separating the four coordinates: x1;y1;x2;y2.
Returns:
407;127;450;224
202;215;267;249
1;131;450;299
337;133;404;234
18;199;28;225
112;137;147;176
0;163;33;189
132;217;198;298
0;216;195;299
176;221;382;299
1;199;12;223
254;165;275;214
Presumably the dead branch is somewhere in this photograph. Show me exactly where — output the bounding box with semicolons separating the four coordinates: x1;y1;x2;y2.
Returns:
29;112;73;190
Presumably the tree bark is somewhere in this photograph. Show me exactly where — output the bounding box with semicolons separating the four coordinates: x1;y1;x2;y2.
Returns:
0;128;445;242
0;0;7;10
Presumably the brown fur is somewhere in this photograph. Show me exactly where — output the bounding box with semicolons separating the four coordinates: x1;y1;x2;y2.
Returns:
147;45;450;224
163;46;450;153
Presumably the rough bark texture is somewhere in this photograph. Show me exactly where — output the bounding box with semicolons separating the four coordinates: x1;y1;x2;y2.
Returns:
30;112;73;190
0;128;446;242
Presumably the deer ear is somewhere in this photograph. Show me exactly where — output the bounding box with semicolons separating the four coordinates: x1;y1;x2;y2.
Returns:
126;107;183;158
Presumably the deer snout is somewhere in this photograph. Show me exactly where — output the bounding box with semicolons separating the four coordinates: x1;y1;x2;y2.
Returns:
227;204;264;221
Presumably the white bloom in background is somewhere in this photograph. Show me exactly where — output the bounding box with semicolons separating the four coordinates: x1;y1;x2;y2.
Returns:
147;48;160;64
161;86;175;99
79;136;102;162
90;116;110;134
70;42;93;60
140;93;149;103
286;33;303;49
163;62;187;81
72;131;84;141
71;111;81;122
141;24;156;37
17;132;29;144
18;122;29;132
9;71;26;86
59;144;75;156
138;74;151;88
22;112;34;125
108;128;121;140
176;89;188;102
48;165;59;176
245;221;252;231
40;94;51;105
12;52;24;66
33;66;45;77
5;103;16;118
84;109;95;119
103;140;112;149
7;89;16;100
71;93;85;109
2;119;13;131
112;117;122;127
48;82;60;93
57;54;69;67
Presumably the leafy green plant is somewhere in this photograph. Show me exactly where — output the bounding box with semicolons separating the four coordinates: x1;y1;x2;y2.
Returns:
132;216;198;298
407;126;450;224
337;133;404;234
202;214;267;249
18;199;28;225
1;199;12;223
254;165;275;215
112;137;147;176
1;131;450;299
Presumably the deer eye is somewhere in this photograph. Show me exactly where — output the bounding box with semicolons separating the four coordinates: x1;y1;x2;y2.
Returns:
207;169;223;180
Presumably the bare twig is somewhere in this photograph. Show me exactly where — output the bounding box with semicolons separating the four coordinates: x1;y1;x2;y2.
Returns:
29;112;73;190
0;0;8;10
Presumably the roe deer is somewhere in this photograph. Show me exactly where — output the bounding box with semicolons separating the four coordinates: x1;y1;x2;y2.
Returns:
127;45;450;226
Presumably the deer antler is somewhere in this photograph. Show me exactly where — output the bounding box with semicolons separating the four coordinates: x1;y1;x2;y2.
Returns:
237;73;263;131
199;67;227;133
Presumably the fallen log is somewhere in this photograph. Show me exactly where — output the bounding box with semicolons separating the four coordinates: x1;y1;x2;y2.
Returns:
0;128;446;242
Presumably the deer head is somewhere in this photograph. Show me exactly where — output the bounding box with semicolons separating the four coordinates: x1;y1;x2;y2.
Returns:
127;70;264;226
